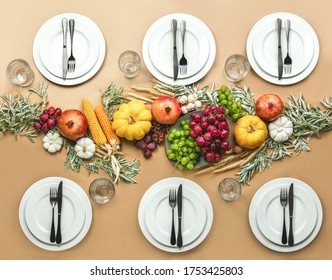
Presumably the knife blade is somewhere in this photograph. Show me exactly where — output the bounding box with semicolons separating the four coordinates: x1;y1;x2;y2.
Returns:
61;18;68;80
176;184;183;248
288;183;294;246
55;180;63;244
171;19;178;81
276;18;283;80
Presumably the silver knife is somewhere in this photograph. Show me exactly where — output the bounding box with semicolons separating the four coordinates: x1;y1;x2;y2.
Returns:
171;19;178;81
288;183;294;246
62;18;68;80
276;18;283;80
177;184;183;248
55;180;63;244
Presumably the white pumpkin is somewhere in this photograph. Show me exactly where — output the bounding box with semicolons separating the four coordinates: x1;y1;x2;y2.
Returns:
43;131;63;153
75;137;96;159
268;116;293;142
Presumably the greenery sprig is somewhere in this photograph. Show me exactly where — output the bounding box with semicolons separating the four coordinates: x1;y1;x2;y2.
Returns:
0;82;48;142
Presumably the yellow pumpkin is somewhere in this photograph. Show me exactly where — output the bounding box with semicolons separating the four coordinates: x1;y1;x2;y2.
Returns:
112;101;152;141
234;115;268;149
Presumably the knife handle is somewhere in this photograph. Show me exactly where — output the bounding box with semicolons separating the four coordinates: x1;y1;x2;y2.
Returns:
177;217;183;248
56;213;62;244
171;19;177;47
276;18;282;43
62;18;68;47
288;216;294;246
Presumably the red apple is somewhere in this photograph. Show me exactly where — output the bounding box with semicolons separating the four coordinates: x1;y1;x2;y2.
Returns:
255;94;284;121
151;96;181;124
57;109;88;141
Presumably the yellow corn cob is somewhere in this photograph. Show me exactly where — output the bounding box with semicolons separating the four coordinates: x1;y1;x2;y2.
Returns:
82;98;107;146
95;105;121;145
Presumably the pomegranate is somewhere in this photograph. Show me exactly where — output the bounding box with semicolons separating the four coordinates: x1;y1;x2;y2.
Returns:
255;94;284;122
151;96;181;124
57;109;88;141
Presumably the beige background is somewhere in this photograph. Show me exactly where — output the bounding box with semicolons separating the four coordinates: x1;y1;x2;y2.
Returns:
1;0;332;260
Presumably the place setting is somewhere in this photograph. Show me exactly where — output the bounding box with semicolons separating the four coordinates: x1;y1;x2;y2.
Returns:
32;13;106;86
246;12;320;85
248;177;323;252
138;177;213;253
142;13;216;86
18;177;92;251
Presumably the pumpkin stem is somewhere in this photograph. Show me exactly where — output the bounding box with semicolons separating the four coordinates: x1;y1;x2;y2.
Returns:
129;116;136;124
248;124;255;133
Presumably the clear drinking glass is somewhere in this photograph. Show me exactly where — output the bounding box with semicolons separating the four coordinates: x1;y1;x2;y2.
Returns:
218;178;242;201
224;54;250;83
118;50;141;78
89;178;115;204
6;59;35;87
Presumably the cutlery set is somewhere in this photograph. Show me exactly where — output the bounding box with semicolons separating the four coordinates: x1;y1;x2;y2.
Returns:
276;18;292;79
280;183;294;246
171;19;188;81
61;17;76;80
49;180;63;244
169;184;183;247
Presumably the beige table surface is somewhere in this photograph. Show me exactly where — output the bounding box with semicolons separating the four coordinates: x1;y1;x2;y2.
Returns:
1;0;332;260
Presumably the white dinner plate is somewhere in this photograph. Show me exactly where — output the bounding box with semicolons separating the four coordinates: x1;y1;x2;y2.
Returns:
255;183;317;246
253;18;314;78
138;177;213;253
148;17;210;78
39;19;100;79
142;13;216;86
144;184;207;247
246;12;319;85
25;182;86;244
33;13;106;86
249;178;323;252
19;177;92;251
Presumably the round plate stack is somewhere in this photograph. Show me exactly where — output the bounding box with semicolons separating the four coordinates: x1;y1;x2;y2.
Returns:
249;177;323;252
138;177;213;252
142;13;216;86
246;12;320;85
19;177;92;251
33;13;106;86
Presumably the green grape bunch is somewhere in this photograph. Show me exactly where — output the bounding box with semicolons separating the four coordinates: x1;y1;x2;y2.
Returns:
166;119;202;170
217;86;246;121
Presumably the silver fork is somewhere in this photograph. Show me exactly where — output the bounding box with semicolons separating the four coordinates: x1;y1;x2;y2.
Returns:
179;20;187;76
284;19;292;74
49;187;58;243
169;188;177;245
280;188;288;245
67;19;76;72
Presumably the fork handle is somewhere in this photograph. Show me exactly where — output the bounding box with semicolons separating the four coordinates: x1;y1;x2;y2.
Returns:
285;19;290;52
69;19;75;53
180;20;186;53
282;208;287;244
50;207;56;243
170;209;176;245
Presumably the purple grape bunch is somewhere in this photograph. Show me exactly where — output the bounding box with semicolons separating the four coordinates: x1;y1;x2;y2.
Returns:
34;106;62;133
135;134;157;159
